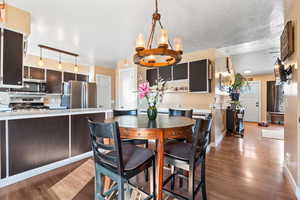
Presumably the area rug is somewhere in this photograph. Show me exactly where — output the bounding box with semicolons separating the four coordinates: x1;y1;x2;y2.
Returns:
261;129;284;140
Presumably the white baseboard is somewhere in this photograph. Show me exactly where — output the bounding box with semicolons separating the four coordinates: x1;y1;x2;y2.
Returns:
283;163;300;199
211;131;226;148
0;151;93;188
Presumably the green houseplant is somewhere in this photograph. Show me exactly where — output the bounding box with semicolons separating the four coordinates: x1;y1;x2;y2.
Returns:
229;73;248;101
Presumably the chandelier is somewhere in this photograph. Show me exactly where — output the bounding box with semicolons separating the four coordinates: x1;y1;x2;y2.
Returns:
134;0;183;67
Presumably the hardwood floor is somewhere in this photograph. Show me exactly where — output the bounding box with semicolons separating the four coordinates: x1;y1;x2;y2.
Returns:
0;123;296;200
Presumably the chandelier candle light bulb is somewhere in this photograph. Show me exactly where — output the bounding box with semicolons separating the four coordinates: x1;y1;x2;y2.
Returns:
158;29;168;48
174;37;183;53
136;33;145;51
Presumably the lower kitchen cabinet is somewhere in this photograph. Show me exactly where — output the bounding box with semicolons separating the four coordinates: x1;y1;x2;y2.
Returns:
0;121;6;178
8;116;69;175
71;113;105;156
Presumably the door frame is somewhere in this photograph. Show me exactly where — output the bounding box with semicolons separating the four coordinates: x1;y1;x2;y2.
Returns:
96;74;112;109
241;80;262;122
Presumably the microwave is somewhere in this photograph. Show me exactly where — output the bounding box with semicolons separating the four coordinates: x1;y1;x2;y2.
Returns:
11;81;47;93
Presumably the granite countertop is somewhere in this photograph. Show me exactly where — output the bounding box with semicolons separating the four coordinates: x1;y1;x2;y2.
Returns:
0;108;113;120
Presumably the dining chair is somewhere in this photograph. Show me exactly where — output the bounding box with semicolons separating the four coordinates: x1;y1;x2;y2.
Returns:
88;120;156;200
169;108;193;118
113;109;150;181
162;117;212;200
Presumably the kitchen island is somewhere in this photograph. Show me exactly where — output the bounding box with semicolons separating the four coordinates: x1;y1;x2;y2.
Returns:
0;108;112;187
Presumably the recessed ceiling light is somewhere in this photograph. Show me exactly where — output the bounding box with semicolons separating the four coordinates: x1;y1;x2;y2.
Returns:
244;70;251;74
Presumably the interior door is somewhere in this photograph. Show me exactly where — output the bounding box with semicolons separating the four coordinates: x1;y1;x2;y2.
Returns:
240;81;261;122
118;68;137;109
96;74;112;109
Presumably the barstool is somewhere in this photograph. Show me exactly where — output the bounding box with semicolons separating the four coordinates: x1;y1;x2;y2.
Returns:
163;117;212;200
88;120;156;200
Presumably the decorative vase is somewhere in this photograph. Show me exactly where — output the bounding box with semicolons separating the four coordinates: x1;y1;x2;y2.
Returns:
147;106;157;120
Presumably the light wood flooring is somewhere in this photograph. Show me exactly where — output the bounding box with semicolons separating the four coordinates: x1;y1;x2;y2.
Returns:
0;122;296;200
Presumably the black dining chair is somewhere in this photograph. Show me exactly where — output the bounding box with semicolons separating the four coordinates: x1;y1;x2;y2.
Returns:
113;109;149;146
88;120;156;200
169;108;193;118
162;117;212;200
113;109;150;181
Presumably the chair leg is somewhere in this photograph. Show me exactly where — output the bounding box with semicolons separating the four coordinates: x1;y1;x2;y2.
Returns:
117;178;125;200
179;169;184;188
188;167;195;200
201;159;207;200
170;166;175;190
144;142;149;182
150;158;156;199
95;165;104;200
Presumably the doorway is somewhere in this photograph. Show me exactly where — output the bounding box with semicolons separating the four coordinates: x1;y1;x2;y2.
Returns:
96;74;112;109
118;68;137;109
239;81;261;122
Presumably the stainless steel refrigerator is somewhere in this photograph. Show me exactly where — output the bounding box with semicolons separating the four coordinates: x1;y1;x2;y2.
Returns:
61;81;97;109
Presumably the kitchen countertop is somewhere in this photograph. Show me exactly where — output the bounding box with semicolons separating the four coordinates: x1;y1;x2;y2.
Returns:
0;108;113;120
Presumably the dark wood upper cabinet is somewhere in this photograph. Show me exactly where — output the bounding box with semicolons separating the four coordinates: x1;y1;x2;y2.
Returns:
64;72;76;82
158;66;172;81
77;74;88;82
146;68;158;86
46;69;62;93
2;29;23;86
189;59;211;93
24;66;29;79
30;67;45;80
173;63;188;80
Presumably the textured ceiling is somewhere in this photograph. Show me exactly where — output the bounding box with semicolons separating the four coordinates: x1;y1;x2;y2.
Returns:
7;0;284;68
231;49;279;75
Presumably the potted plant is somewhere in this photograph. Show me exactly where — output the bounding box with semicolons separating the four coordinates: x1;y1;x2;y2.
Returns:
138;78;166;120
229;73;248;101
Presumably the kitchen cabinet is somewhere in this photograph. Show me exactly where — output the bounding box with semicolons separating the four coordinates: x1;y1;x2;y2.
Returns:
146;68;158;86
158;66;172;81
2;29;23;87
30;67;45;80
24;66;29;79
64;72;76;82
8;116;69;175
71;113;105;156
46;69;62;94
173;63;188;80
77;74;88;82
189;59;211;93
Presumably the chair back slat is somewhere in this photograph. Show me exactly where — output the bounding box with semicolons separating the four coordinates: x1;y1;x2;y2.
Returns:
191;117;212;160
113;109;138;117
169;108;193;118
88;120;124;175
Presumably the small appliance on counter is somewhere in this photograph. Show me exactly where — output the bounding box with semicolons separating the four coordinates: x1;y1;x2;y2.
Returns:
61;81;97;109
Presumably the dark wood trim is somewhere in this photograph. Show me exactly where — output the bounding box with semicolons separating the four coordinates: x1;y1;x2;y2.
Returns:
38;44;79;57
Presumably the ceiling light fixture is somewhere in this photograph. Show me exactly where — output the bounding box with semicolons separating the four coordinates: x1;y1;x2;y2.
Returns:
58;53;63;70
244;70;251;74
38;47;44;67
133;0;183;67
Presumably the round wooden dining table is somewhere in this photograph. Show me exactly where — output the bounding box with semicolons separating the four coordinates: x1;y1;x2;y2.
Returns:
107;114;195;200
